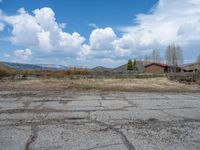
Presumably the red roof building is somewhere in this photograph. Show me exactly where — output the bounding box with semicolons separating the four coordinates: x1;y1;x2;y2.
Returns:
144;63;181;73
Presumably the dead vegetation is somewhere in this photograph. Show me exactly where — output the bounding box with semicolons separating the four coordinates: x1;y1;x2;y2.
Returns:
0;65;91;79
67;77;200;92
0;77;199;92
0;63;16;77
167;72;200;84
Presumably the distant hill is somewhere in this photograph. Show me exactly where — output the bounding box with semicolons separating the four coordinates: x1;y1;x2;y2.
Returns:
2;62;68;70
3;62;43;70
1;60;154;72
92;66;112;72
0;62;15;70
112;64;127;72
112;61;148;73
181;62;200;70
0;62;16;76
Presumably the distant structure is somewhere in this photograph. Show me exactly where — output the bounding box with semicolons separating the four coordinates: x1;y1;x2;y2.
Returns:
144;63;181;73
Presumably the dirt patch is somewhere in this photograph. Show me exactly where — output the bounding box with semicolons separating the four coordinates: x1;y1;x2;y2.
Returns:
0;77;199;92
67;77;200;92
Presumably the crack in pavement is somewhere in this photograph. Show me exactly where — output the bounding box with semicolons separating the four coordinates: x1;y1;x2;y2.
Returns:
99;93;107;109
1;116;200;128
148;107;200;110
23;101;31;109
24;124;38;150
122;96;138;108
86;143;122;150
93;119;135;150
34;112;49;121
157;109;190;120
0;108;131;114
98;95;103;108
99;93;106;101
1;92;200;150
0;117;91;127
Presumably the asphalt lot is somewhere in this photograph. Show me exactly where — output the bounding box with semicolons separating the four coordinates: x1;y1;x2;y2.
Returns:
0;91;200;150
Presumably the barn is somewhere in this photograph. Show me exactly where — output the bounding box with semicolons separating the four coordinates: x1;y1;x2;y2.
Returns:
144;63;181;73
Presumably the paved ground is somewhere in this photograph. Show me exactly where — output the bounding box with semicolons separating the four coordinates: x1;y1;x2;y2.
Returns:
0;91;200;150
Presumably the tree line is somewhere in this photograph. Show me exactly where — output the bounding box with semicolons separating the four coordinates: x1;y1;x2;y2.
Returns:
127;44;188;72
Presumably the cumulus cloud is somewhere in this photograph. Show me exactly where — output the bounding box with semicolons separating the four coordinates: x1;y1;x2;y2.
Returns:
80;27;143;59
1;0;200;66
79;27;123;59
120;0;200;47
79;0;200;64
0;22;4;31
3;8;41;46
89;27;117;50
2;7;85;54
59;23;66;29
14;48;32;59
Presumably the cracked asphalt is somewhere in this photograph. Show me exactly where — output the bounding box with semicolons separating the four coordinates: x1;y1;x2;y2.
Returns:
0;91;200;150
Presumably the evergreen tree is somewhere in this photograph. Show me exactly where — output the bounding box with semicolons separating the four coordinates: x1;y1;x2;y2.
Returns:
127;59;133;71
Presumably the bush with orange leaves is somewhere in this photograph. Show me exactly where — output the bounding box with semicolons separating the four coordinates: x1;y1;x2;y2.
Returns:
19;67;91;79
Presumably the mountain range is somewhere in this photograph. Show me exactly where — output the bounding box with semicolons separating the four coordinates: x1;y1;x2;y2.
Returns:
1;62;68;71
1;61;199;72
0;61;126;72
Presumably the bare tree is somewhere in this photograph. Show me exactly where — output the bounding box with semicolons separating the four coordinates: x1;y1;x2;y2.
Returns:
137;57;145;73
152;49;160;63
165;44;183;72
176;45;183;65
144;54;150;64
144;50;161;64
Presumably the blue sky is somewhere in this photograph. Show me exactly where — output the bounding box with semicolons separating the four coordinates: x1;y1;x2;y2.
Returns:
0;0;200;67
0;0;157;37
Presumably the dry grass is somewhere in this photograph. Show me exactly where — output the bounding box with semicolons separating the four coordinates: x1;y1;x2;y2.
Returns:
68;77;200;92
0;80;70;92
0;77;199;92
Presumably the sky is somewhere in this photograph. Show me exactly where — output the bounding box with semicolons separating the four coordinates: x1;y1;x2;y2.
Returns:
0;0;200;68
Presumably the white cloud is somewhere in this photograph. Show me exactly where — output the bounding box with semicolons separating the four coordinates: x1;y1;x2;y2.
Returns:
17;7;26;14
80;27;140;59
2;7;85;54
0;22;4;31
59;23;66;29
59;32;85;52
80;0;200;63
120;0;200;47
37;30;52;50
89;27;117;50
4;53;10;57
14;48;32;59
78;44;91;59
190;0;200;4
4;9;41;45
1;1;200;66
89;23;98;29
79;27;122;59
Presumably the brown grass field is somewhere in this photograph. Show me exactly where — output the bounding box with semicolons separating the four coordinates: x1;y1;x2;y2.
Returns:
0;77;199;92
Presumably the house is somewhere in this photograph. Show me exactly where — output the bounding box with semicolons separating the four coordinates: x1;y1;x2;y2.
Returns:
144;63;181;73
180;63;200;72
